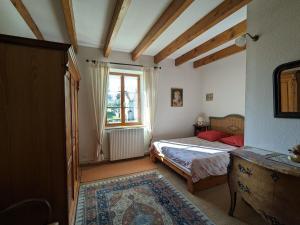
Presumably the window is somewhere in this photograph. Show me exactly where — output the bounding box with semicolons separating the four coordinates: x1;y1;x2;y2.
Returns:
106;72;141;126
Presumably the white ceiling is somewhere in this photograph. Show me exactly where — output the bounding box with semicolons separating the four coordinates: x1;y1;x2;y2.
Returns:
0;0;247;63
145;0;223;56
73;0;117;48
23;0;69;43
0;0;35;39
113;0;171;52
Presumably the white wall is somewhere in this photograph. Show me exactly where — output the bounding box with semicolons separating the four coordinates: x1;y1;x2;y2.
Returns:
245;0;300;153
77;46;202;163
154;59;202;139
196;51;246;119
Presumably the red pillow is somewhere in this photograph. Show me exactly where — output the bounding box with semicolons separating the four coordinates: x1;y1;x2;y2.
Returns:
219;135;244;147
197;130;229;142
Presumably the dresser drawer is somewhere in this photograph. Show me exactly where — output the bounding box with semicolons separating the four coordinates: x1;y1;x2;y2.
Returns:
232;157;275;186
231;157;274;210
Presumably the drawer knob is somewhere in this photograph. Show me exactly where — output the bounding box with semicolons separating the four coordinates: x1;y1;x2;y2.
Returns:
271;172;280;182
261;211;285;225
237;181;251;194
238;164;253;176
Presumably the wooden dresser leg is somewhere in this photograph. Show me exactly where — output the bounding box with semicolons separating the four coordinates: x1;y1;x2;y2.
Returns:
187;178;195;194
227;154;237;216
229;191;237;216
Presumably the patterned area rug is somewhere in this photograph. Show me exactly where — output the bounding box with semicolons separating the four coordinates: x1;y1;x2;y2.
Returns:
75;170;215;225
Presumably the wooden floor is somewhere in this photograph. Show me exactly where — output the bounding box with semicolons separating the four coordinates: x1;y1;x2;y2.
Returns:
80;156;266;225
80;157;157;183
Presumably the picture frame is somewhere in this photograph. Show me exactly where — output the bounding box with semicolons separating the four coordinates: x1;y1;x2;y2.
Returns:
206;93;213;101
171;88;183;107
273;60;300;118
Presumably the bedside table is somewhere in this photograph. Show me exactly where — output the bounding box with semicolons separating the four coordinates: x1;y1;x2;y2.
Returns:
193;124;209;136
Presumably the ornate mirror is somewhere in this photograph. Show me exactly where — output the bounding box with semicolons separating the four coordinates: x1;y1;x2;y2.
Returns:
274;60;300;118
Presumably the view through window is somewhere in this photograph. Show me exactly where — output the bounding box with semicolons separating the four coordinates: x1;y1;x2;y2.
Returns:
106;72;141;126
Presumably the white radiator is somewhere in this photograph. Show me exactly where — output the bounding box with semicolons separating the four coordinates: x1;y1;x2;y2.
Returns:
109;128;144;161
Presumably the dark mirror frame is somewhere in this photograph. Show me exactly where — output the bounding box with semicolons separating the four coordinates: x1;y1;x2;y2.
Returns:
273;60;300;118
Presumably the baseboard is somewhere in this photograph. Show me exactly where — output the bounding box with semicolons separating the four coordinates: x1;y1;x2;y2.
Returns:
79;159;109;167
80;153;150;167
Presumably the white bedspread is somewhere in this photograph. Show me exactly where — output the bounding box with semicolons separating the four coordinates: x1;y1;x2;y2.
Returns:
151;137;237;183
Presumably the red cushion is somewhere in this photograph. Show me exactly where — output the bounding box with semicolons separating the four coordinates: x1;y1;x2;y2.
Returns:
197;130;229;142
220;135;244;147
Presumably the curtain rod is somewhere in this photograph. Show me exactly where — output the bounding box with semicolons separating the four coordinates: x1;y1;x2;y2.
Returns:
85;59;161;69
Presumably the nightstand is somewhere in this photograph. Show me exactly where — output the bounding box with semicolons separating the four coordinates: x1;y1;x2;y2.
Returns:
193;124;209;136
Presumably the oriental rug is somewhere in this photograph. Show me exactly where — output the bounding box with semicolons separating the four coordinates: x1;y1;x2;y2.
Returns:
75;170;215;225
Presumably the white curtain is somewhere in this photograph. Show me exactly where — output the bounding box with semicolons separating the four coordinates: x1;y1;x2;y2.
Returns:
143;67;159;149
88;62;110;161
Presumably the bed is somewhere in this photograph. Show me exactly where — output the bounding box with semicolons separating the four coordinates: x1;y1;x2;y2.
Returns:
150;114;244;193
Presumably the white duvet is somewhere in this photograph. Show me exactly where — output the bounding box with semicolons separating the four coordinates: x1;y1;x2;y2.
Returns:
151;137;237;183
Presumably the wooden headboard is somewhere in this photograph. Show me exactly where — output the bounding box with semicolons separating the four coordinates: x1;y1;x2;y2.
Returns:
209;114;244;135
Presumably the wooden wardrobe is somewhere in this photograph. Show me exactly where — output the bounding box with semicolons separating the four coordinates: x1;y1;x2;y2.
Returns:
0;34;80;225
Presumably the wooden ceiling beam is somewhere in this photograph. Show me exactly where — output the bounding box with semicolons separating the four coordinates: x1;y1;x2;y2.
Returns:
193;44;246;68
103;0;132;57
61;0;78;52
10;0;44;40
154;0;251;64
131;0;193;61
175;20;247;66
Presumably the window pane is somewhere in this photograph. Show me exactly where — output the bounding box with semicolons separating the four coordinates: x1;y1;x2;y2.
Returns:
124;76;138;108
106;107;121;124
124;92;138;107
124;76;139;123
108;75;121;92
124;76;138;92
107;91;121;107
107;75;121;107
107;75;121;124
125;107;139;122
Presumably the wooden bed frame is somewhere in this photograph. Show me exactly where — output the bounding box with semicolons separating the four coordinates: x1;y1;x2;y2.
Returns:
150;114;244;193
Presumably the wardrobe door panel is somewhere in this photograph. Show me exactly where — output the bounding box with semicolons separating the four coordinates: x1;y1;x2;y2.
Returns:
0;41;68;224
65;74;72;160
67;159;75;225
75;83;80;181
0;43;11;209
65;73;75;202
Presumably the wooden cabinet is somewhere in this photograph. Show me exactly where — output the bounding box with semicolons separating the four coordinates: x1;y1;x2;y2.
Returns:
0;34;80;225
228;147;300;225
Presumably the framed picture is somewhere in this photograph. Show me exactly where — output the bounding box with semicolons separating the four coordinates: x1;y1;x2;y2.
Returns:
206;93;213;101
171;88;183;107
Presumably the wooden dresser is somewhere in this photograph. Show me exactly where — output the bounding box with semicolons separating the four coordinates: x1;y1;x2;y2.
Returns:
0;34;80;225
228;147;300;225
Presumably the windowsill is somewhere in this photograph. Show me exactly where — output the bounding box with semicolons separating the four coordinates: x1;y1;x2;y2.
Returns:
105;124;145;130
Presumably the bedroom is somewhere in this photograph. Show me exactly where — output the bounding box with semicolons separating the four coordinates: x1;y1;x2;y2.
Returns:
1;0;300;225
